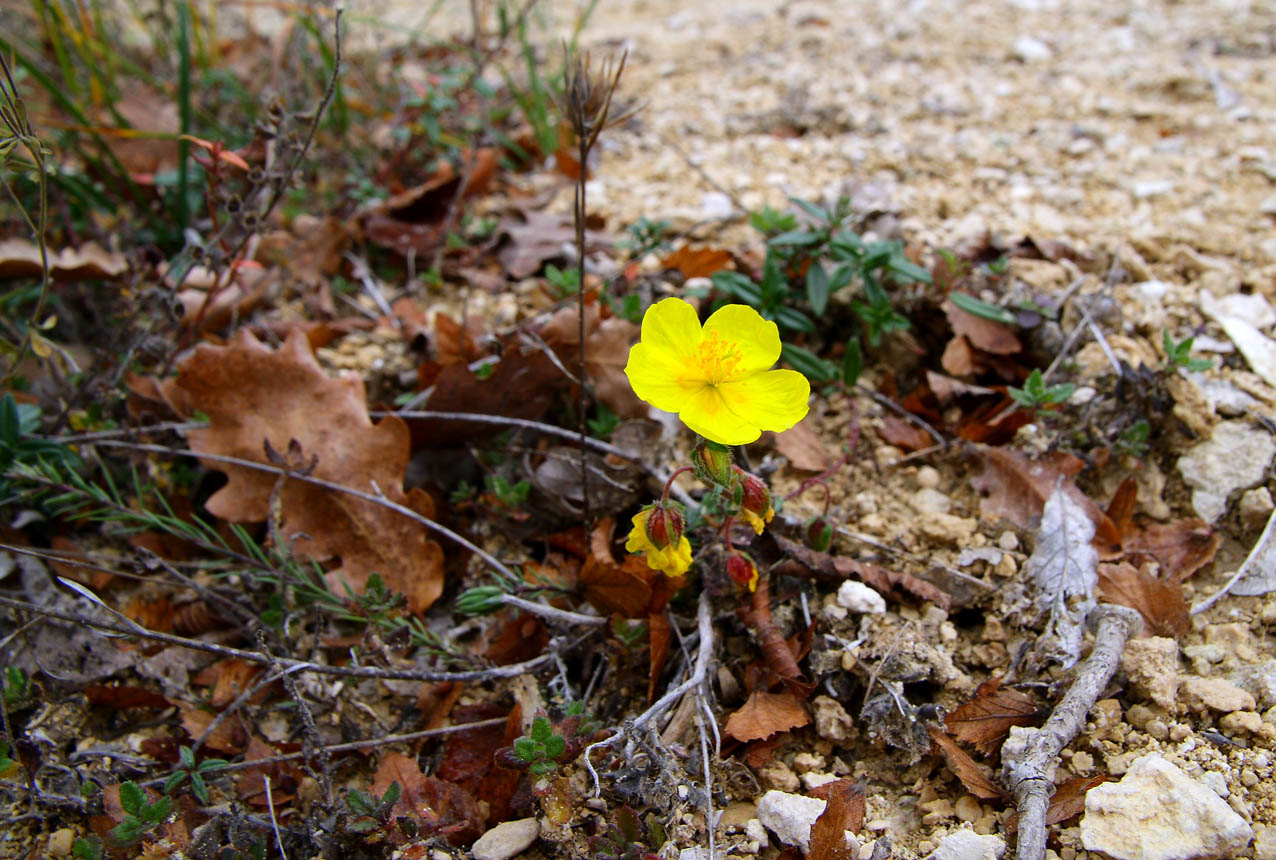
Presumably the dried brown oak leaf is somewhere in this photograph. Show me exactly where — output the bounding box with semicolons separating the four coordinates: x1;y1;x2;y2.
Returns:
944;675;1039;756
1097;561;1190;638
807;779;865;860
926;724;1007;801
165;329;445;612
774;415;831;472
724;690;810;742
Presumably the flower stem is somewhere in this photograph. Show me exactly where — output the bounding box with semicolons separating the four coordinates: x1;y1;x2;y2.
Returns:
662;466;694;500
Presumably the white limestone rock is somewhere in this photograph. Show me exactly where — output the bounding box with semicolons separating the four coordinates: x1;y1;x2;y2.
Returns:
1080;753;1253;860
932;828;1006;860
755;790;858;854
1176;421;1276;523
471;818;540;860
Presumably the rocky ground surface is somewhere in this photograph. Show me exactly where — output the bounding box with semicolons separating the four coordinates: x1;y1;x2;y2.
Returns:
8;1;1276;859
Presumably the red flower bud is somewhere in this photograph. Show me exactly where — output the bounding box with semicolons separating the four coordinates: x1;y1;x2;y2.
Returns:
691;440;734;486
644;501;685;549
726;552;759;592
736;469;774;534
806;516;835;553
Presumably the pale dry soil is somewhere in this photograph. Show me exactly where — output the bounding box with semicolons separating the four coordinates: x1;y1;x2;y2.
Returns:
391;0;1276;858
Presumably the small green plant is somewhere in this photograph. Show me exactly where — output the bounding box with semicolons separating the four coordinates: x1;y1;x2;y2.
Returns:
0;738;17;777
544;264;581;297
2;665;30;709
345;780;409;838
623;217;670;257
0;393;80;501
486;473;531;509
588;403;621;438
514;714;568;777
72;837;103;860
1114;419;1151;460
1008;369;1076;410
591;805;665;860
163;745;228;804
611;618;646;650
712;195;931;384
109;781;173;846
1163;329;1213;372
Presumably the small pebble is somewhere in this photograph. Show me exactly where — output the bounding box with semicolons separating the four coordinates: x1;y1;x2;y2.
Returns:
916;465;941;489
47;830;74;858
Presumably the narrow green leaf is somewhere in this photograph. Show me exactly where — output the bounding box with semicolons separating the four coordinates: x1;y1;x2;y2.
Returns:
767;229;823;247
774;306;815;333
780;343;837;383
950;292;1017;325
842;338;863;386
788;196;831;224
805;261;830;316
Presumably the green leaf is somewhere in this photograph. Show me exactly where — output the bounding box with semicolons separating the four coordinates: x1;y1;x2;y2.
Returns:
828;262;856;293
950;292;1017;325
513;737;537;761
109;818;145;845
190;771;208;804
347;788;374;815
529;760;556;775
768;229;823;247
788;197;831;225
143;796;172;824
842;338;863;387
886;255;933;285
780;344;837;383
118;781;146;817
805;261;830;316
544;733;566;759
381;781;402;807
163;772;187;796
179;745;195;769
0;394;19;448
773;306;815;333
710;271;762;305
530;716;553;742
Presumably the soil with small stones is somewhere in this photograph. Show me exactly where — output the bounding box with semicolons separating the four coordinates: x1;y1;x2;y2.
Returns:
6;1;1276;858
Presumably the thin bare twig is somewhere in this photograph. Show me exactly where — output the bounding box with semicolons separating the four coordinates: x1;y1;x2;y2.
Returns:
583;589;714;796
1002;604;1142;860
0;592;587;683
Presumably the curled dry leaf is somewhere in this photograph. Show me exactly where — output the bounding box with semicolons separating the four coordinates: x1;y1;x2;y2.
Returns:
1027;485;1099;668
161;329;445;612
970;445;1117;546
926;724;1007;801
0;238;127;281
945;296;1022;354
723;690;810;743
660;245;733;279
1097;562;1189;638
944;676;1040;756
806;779;865;860
774;415;831;472
1122;518;1220;582
877;415;932;452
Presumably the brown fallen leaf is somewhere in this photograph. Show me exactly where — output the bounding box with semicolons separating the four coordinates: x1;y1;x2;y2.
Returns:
1006;774;1109;833
723;690;810;742
541;303;645;418
160;329;445;613
1122;518;1219;582
771;534;952;610
925;371;996;406
877;415;933;452
1097;561;1190;637
373;751;484;843
807;779;864;860
0;238;127;281
235;736;300;808
946;296;1022;355
774;416;831;472
805;779;865;834
496;209;611;279
941;334;981;376
438;704;523;824
926;724;1007;801
970;445;1118;547
944;676;1040;756
660;245;733;279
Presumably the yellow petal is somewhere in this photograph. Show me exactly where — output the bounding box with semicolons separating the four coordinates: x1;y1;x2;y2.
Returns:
625;342;703;414
626;509;654;554
702;304;781;377
679;385;761;446
716;369;810;434
639;297;702;363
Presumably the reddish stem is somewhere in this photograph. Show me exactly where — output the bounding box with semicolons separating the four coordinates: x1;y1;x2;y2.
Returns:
662;466;694;501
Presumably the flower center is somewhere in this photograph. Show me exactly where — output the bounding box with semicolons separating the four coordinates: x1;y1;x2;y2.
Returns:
693;331;742;386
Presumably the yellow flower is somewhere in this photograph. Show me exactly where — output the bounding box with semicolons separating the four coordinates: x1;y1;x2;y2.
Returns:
624;298;811;446
626;508;693;577
740;506;774;536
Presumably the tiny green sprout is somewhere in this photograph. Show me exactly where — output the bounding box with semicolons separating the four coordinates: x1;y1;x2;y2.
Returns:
1163;329;1213;372
449;479;477;504
0;739;17;777
1115;419;1152;460
163;745;228;804
544;264;581;297
612;618;646;649
109;781;173;846
623;216;670;257
749;205;798;236
72;837;103;860
588;402;622;439
456;585;506;616
486;474;531;508
514;715;568;776
1008;369;1076;410
2;665;30;709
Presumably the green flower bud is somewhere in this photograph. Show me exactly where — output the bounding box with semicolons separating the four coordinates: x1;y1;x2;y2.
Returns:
691;439;734;486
